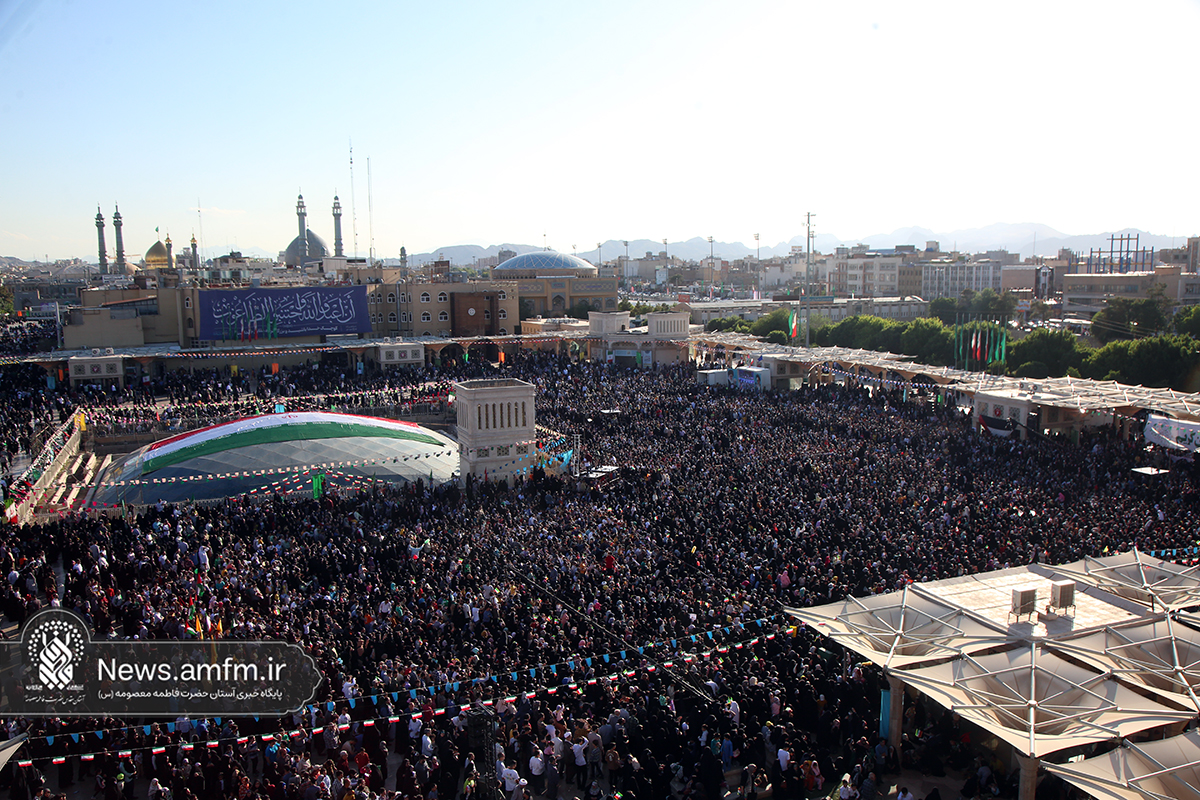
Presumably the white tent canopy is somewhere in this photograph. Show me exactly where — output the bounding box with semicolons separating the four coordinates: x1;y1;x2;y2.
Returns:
1043;729;1200;800
785;584;1009;669
1053;550;1200;612
1047;615;1200;713
897;644;1195;759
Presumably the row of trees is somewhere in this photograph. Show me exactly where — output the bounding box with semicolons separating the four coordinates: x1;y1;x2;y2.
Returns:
809;315;1200;391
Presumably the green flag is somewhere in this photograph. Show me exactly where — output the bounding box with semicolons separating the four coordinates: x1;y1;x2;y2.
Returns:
1001;329;1007;363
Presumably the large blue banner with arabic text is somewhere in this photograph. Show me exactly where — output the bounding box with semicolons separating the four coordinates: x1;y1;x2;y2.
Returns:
198;287;371;340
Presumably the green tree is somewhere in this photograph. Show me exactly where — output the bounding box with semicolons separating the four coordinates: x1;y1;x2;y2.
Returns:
1092;293;1171;344
763;330;789;346
928;297;957;326
749;308;790;337
1082;334;1200;389
1175;305;1200;338
565;300;597;320
1006;328;1085;376
900;317;954;365
705;316;750;333
970;288;1001;317
617;299;633;312
1013;360;1050;378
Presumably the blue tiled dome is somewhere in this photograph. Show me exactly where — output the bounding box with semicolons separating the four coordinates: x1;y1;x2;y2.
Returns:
492;250;597;276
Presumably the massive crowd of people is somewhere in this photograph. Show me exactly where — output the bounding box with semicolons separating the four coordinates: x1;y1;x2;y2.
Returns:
1;351;1196;800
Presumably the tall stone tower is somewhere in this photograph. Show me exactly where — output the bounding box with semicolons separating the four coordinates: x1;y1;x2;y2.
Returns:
95;206;108;275
296;194;309;263
454;378;536;485
112;205;126;271
332;196;344;257
165;235;174;268
191;234;199;272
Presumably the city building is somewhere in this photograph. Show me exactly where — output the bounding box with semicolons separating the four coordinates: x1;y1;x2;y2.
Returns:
920;258;1003;301
1062;266;1200;314
454;377;537;484
490;250;618;318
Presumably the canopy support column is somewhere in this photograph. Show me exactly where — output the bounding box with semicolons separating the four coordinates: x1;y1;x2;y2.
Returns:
1016;754;1039;800
887;674;904;752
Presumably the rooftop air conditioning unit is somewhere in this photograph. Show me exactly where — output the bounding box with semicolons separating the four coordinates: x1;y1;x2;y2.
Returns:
1011;587;1038;621
1050;580;1076;613
91;348;101;356
105;347;114;355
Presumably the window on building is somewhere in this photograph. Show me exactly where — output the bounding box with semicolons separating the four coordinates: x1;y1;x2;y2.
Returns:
388;312;397;323
387;292;396;304
437;292;448;303
484;309;491;320
498;327;507;335
420;292;430;303
421;311;431;322
438;310;449;322
498;291;507;300
187;317;194;329
498;309;507;319
184;297;192;308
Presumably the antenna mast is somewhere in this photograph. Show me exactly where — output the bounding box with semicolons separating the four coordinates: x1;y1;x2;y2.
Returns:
196;199;205;266
367;156;375;265
349;140;359;258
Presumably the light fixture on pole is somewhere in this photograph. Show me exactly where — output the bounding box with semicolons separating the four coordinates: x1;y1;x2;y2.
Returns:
805;212;815;347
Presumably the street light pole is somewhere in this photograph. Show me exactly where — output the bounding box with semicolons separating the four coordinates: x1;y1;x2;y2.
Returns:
805;212;815;347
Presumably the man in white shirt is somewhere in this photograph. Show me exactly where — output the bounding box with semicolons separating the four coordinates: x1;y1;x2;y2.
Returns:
529;751;546;796
500;763;521;799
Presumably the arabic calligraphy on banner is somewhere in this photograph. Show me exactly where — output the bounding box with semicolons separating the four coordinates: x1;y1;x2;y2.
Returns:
198;287;371;340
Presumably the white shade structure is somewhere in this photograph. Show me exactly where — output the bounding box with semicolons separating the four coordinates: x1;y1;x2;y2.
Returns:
785;584;1009;669
897;644;1195;759
1052;550;1200;612
1043;729;1200;800
1047;615;1200;713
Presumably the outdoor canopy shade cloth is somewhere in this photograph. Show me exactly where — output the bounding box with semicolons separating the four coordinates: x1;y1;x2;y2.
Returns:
896;644;1196;759
1042;728;1200;800
785;585;1010;669
1052;550;1200;612
1046;615;1200;713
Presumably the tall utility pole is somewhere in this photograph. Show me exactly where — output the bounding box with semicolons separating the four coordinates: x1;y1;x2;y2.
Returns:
707;236;714;286
805;212;815;347
597;242;602;267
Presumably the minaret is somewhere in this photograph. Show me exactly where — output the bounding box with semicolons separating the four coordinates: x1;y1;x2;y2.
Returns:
332;196;344;257
95;206;108;275
113;205;126;271
296;194;309;263
191;234;199;272
165;235;173;269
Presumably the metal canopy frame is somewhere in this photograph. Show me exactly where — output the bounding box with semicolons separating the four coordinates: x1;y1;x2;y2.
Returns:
1053;550;1200;612
1044;729;1200;800
1047;615;1200;713
786;584;1009;669
897;644;1195;758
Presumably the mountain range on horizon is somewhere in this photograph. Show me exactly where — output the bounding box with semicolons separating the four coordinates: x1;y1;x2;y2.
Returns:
4;223;1192;269
410;223;1193;267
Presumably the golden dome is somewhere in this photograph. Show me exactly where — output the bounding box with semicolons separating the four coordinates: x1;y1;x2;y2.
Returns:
144;239;170;267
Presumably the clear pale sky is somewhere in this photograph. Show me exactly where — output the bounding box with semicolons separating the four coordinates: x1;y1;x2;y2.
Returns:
1;0;1196;262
